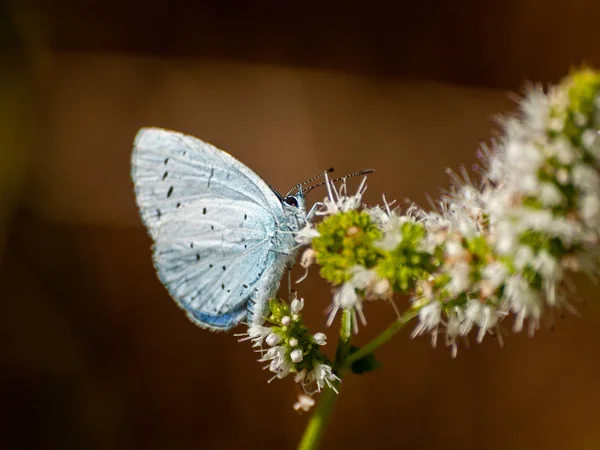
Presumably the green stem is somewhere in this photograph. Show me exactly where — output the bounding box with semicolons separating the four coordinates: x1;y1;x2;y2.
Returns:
335;310;353;369
297;310;352;450
297;385;339;450
345;309;417;368
297;309;418;450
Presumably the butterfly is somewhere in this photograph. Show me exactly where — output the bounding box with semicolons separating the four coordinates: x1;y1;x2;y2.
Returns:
131;127;310;331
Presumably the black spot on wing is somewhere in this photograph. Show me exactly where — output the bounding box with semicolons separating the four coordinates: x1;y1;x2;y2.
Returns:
207;167;214;188
203;208;207;215
162;171;168;180
167;186;174;198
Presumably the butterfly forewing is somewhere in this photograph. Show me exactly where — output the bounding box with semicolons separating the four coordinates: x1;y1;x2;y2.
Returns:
132;127;282;239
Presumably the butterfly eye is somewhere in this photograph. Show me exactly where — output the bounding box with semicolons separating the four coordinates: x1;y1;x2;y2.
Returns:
284;196;299;207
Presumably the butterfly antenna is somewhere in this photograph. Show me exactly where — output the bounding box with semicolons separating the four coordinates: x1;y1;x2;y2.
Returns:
304;169;374;195
286;167;334;197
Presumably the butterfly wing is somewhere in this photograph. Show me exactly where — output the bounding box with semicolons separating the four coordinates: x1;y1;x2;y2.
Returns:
132;127;283;239
153;201;277;330
131;127;286;330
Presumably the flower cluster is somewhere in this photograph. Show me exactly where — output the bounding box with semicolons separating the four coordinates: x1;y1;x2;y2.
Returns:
242;297;339;397
294;68;600;356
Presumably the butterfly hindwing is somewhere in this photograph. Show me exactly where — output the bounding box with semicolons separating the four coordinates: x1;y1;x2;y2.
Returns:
152;200;275;330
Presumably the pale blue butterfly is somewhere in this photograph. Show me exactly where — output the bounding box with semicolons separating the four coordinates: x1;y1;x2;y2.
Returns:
131;127;312;331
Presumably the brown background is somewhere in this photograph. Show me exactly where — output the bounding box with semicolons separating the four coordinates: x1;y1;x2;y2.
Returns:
3;1;600;449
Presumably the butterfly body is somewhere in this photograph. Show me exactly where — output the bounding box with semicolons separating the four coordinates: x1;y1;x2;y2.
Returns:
132;127;307;331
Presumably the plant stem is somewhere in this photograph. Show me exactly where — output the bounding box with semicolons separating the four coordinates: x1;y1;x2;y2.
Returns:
297;309;417;450
297;311;352;450
335;310;353;370
345;309;417;368
297;385;340;450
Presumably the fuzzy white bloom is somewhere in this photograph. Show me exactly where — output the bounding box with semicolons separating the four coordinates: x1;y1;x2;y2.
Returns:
291;297;305;315
243;325;272;347
572;164;600;192
327;282;365;328
411;301;442;346
447;261;472;295
293;393;316;412
581;194;600;227
460;300;499;343
317;174;368;216
481;261;509;290
539;182;564;207
295;224;320;245
260;346;292;380
445;309;463;358
504;275;543;335
310;363;340;393
377;214;409;251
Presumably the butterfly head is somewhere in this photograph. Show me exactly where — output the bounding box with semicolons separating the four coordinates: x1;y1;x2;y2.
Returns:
282;189;306;213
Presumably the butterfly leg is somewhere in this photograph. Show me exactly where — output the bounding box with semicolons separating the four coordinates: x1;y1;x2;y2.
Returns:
287;265;295;301
306;202;324;221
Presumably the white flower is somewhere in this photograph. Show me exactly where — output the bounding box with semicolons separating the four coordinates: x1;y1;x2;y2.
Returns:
447;261;472;295
481;261;509;290
532;250;561;280
266;333;282;346
377;214;408;251
327;282;366;329
349;265;376;290
290;349;304;363
504;275;543;335
295;224;320;245
297;249;316;283
580;194;600;227
460;300;499;343
313;332;327;346
260;346;292;380
506;141;543;174
317;174;368;216
514;245;535;270
581;129;600;159
551;137;577;165
348;265;391;300
445;240;468;260
293;393;316;412
572;164;600;192
242;325;272;347
411;301;442;346
539;182;563;207
291;297;305;315
311;363;340;393
519;85;550;133
445;309;463;358
334;282;358;310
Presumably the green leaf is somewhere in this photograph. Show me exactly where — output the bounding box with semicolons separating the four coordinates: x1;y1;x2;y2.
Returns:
348;346;382;374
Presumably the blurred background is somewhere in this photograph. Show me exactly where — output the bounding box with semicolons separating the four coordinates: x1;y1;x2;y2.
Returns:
3;1;600;449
